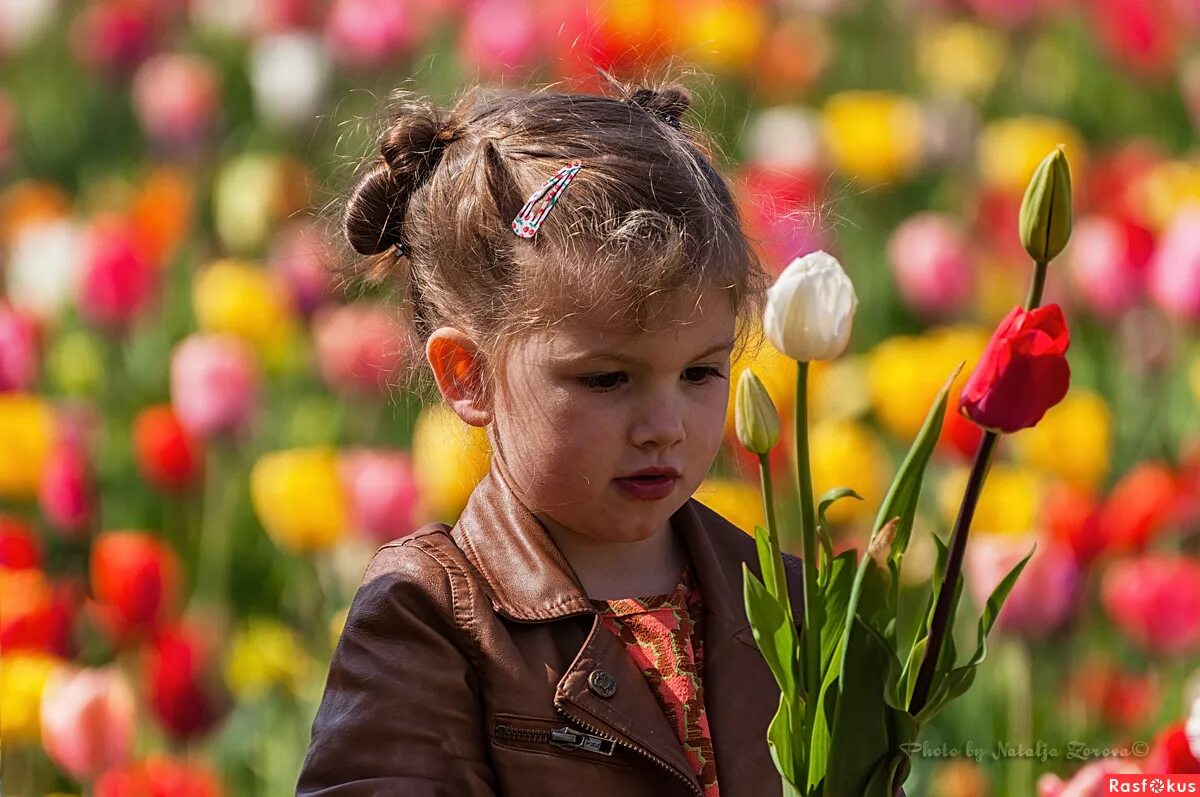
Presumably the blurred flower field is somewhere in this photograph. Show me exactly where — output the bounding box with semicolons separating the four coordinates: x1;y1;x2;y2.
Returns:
2;0;1200;795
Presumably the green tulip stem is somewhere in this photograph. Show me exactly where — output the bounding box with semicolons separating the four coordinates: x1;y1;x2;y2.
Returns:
757;451;787;612
908;429;999;717
794;362;822;754
1025;260;1048;311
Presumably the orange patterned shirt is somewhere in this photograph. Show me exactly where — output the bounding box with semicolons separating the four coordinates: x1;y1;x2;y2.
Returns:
588;562;720;797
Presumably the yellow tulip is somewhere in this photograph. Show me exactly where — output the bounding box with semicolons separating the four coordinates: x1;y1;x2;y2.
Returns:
1013;390;1112;490
223;618;310;701
47;332;103;397
809;354;871;423
679;0;766;71
411;404;491;523
0;653;61;744
725;333;796;441
917;21;1007;98
822;91;923;185
251;447;347;553
977;117;1087;194
974;255;1028;326
1139;159;1200;232
694;478;765;536
937;463;1041;535
0;394;55;500
867;327;990;441
810;419;890;526
330;607;350;650
193;258;297;370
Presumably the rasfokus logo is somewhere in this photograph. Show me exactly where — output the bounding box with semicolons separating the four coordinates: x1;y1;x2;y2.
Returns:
1105;775;1200;794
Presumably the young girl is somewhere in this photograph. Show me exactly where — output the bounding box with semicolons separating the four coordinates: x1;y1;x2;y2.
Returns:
297;75;807;797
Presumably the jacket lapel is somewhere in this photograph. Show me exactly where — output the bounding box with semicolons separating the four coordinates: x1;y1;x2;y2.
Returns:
451;456;803;795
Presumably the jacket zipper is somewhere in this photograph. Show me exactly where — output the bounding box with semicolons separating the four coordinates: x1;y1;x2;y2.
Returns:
493;723;616;756
554;702;703;797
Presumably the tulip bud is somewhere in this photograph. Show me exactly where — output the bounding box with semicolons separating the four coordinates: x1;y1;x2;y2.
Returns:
1019;147;1072;263
763;250;858;362
735;370;781;455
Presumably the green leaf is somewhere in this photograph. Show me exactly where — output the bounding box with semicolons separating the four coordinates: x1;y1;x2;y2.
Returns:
743;563;798;698
768;693;801;788
824;617;894;797
754;524;794;627
817;488;861;585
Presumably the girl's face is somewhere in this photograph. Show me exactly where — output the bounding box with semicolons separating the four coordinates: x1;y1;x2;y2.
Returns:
489;289;737;546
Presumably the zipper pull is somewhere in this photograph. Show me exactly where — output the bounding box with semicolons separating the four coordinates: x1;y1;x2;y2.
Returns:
550;727;616;756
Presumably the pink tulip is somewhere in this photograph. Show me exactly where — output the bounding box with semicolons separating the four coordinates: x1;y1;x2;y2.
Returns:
1101;555;1200;655
39;409;97;537
0;90;13;170
70;0;158;76
312;303;409;397
40;666;135;780
338;449;420;544
267;223;333;316
1037;758;1142;797
1067;215;1155;318
965;533;1081;640
325;0;419;68
132;53;220;152
738;165;826;276
0;301;40;391
458;0;538;79
170;334;259;438
1148;207;1200;323
887;212;974;318
77;222;157;332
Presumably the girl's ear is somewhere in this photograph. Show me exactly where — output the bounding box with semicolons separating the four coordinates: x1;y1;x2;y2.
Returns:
426;327;493;427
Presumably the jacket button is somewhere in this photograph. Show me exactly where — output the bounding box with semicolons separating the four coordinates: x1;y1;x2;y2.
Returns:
588;669;617;698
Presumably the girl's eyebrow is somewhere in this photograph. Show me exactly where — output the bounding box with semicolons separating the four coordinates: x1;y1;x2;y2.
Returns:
569;337;736;365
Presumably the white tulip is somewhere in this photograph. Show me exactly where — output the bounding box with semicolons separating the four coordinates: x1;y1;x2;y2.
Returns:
763;250;858;361
250;33;330;130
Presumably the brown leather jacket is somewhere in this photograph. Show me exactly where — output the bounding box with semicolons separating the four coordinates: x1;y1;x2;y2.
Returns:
297;457;807;797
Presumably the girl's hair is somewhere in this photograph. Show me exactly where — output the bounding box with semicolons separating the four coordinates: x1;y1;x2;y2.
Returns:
334;70;772;407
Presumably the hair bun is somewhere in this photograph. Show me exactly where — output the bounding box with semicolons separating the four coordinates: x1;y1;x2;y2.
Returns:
628;86;691;130
344;108;463;256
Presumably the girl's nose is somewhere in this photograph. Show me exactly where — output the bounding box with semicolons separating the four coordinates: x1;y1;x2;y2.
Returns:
630;397;686;450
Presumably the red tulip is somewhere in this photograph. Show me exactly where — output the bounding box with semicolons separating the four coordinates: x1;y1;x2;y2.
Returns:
0;569;78;657
1145;721;1200;774
90;531;180;643
96;755;224;797
1101;555;1200;656
1089;0;1181;78
1042;481;1105;563
458;0;539;80
77;221;157;332
937;388;985;461
0;514;41;569
736;165;826;276
70;0;159;77
143;622;229;740
0;301;41;391
1098;462;1181;552
1061;658;1158;730
133;405;203;491
959;303;1071;433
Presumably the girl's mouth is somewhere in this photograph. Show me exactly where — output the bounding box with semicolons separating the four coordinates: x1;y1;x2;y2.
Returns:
614;475;677;501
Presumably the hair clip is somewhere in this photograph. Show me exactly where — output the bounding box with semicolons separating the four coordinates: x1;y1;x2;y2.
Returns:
659;112;681;130
392;240;406;258
511;161;583;239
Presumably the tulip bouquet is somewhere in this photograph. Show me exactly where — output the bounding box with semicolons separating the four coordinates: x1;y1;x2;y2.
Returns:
738;148;1075;796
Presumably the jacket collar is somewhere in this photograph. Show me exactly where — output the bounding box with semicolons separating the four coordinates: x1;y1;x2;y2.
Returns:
450;454;753;636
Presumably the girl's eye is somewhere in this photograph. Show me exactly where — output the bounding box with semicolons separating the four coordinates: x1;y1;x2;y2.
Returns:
577;367;727;392
683;366;726;385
